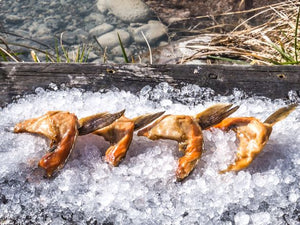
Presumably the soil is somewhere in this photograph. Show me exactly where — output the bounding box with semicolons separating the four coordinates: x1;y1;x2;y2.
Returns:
145;0;282;23
145;0;282;40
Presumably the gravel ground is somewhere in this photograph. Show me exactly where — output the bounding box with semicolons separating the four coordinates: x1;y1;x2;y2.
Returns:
0;0;168;63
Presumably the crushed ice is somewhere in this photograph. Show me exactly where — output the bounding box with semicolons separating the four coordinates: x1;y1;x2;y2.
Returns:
0;83;299;224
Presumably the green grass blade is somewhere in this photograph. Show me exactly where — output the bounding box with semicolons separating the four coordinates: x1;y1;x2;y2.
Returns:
275;61;300;65
270;42;295;62
75;45;81;63
207;55;249;65
84;47;91;62
117;32;129;63
45;51;49;63
60;33;70;63
79;45;86;63
93;35;104;51
61;44;70;62
55;39;61;62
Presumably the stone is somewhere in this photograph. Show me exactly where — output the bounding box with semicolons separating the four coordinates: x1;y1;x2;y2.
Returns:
159;41;168;47
5;15;24;24
99;0;152;23
84;13;105;24
89;23;115;37
74;29;89;42
114;56;127;63
39;35;55;46
96;0;109;13
62;29;89;45
87;51;99;61
35;24;52;36
111;46;132;57
96;29;131;49
132;20;167;44
45;16;66;31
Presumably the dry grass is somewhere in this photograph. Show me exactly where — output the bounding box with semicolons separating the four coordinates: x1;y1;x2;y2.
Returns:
181;1;300;65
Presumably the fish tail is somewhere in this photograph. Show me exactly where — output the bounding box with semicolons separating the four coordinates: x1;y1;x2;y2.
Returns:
132;111;165;130
196;103;239;129
264;103;298;126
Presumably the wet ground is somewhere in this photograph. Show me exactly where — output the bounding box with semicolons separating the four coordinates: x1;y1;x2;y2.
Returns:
0;0;283;63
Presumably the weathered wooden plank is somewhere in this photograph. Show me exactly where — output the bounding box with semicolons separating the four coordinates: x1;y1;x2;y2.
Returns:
1;62;300;107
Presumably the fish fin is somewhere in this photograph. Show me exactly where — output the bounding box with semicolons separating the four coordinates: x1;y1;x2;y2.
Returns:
196;103;239;129
78;112;108;127
264;103;298;126
78;109;125;135
132;111;165;130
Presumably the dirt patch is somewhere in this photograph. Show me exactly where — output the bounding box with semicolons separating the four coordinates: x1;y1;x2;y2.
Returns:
145;0;282;24
145;0;282;40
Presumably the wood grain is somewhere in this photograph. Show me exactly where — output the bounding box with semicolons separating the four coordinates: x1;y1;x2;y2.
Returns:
1;62;299;107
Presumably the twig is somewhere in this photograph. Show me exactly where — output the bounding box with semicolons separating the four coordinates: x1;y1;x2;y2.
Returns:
141;31;152;64
0;46;20;62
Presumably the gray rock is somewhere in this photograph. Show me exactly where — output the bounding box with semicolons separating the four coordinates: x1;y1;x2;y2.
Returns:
89;23;114;37
132;20;167;44
84;13;105;24
98;0;152;23
96;0;108;13
114;56;127;63
62;29;89;45
5;15;23;24
45;16;66;31
35;24;52;36
111;46;132;57
97;29;131;49
91;58;103;63
74;29;89;42
87;51;99;60
39;35;56;46
159;41;169;47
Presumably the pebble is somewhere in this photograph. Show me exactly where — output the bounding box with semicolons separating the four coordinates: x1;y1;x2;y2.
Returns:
97;29;131;49
132;20;167;44
38;35;56;46
5;15;24;24
84;13;105;24
100;0;152;23
96;0;109;13
111;45;132;57
87;51;99;61
35;24;51;36
1;0;168;62
159;41;169;47
45;16;66;31
89;23;115;37
113;56;127;63
62;29;89;45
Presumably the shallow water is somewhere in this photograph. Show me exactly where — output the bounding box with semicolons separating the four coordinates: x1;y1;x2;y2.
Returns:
0;0;167;63
0;84;299;224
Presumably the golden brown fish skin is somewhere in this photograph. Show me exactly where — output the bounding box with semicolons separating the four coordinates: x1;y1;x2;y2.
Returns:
14;111;62;142
214;117;272;173
214;104;297;174
137;115;203;181
14;111;79;177
84;112;165;166
136;104;239;181
93;116;135;166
